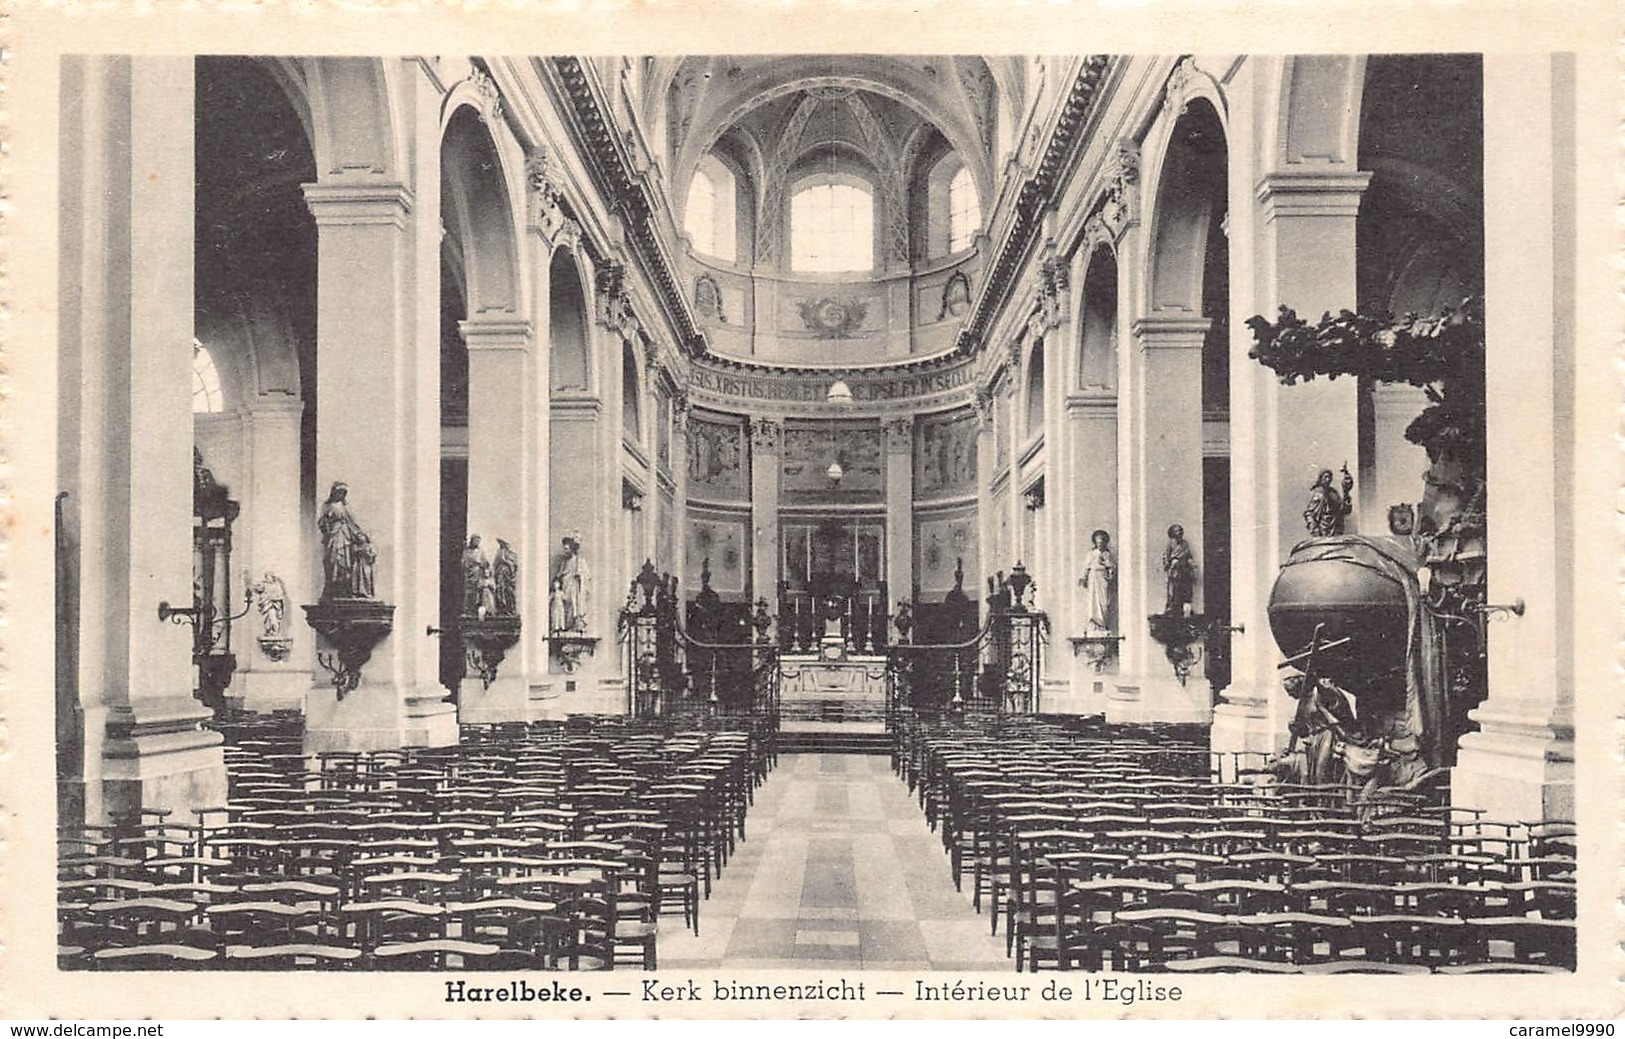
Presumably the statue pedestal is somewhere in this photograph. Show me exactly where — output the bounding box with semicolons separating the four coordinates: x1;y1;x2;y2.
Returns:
1107;675;1212;725
459;613;530;725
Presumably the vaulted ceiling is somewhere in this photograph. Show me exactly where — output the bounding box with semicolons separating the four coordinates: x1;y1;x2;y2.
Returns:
645;55;1024;215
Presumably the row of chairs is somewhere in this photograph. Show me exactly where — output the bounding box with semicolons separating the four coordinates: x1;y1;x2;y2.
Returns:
60;711;776;970
894;712;1577;974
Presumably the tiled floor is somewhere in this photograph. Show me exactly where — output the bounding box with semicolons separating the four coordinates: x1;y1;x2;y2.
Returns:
659;752;1013;970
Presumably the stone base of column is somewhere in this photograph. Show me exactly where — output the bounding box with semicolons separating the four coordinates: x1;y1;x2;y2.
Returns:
404;688;459;747
303;682;404;754
1107;676;1212;725
1452;712;1575;824
1210;683;1280;781
101;696;228;821
459;674;541;725
229;669;310;714
575;677;628;717
529;682;562;720
1037;677;1092;716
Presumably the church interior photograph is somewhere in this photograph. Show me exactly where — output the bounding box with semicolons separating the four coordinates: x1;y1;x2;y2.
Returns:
52;51;1583;974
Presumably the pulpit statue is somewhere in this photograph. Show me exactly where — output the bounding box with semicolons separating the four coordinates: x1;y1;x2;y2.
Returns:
1304;464;1355;537
553;533;590;633
1161;524;1195;617
1079;529;1117;634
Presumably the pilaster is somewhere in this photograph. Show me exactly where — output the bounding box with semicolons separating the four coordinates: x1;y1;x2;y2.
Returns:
1451;54;1575;823
1216;109;1369;762
884;416;914;611
459;318;539;724
59;56;226;822
749;417;783;602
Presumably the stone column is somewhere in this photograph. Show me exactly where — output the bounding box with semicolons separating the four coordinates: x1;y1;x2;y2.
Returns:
670;395;692;583
748;418;783;602
458;318;537;724
974;389;998;596
1111;317;1209;724
1059;391;1118;714
58;56;227;823
302;132;452;751
1215;154;1369;765
884;416;914;620
1451;54;1575;823
235;396;312;711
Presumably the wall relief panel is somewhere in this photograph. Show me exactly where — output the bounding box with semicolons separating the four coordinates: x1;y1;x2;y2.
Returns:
915;511;979;597
914;408;979;497
684;512;747;596
686;413;747;499
781;424;884;500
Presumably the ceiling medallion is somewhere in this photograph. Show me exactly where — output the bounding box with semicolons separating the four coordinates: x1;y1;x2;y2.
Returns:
797;296;869;339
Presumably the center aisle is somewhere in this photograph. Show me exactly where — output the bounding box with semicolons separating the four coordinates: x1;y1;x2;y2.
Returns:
660;752;1012;970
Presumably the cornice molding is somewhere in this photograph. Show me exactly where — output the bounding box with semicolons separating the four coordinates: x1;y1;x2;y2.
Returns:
550;57;709;358
956;55;1113;359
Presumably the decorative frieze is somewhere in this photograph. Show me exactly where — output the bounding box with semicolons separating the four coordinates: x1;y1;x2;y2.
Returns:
687;355;976;407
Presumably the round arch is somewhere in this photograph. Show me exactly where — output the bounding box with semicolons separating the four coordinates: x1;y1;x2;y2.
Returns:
548;246;594;396
1142;95;1228;317
298;57;406;180
1076;243;1119;392
1024;339;1047;437
441;104;523;318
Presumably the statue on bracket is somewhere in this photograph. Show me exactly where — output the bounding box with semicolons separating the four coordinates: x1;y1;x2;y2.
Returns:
493;539;519;617
318;481;376;601
1304;464;1355;537
1079;529;1117;634
461;535;494;618
251;572;292;662
1161;523;1195;617
552;532;591;633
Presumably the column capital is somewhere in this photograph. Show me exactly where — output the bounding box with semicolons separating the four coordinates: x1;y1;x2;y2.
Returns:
884;415;914;454
458;318;534;352
1131;315;1210;349
247;394;306;417
301;182;414;229
749;417;782;453
1255;170;1373;222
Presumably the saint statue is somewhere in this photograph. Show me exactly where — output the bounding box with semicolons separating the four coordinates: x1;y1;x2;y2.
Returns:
1079;529;1117;634
1304;465;1355;537
548;579;569;634
254;572;288;640
461;535;491;617
553;533;590;632
1161;524;1195;617
492;539;519;617
318;482;375;600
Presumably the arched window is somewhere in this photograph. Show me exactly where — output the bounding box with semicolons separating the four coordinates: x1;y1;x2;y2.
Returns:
948;166;980;252
192;340;223;414
684;157;737;263
791;177;874;273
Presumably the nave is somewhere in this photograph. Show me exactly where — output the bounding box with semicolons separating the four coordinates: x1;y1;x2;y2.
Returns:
58;711;1574;973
